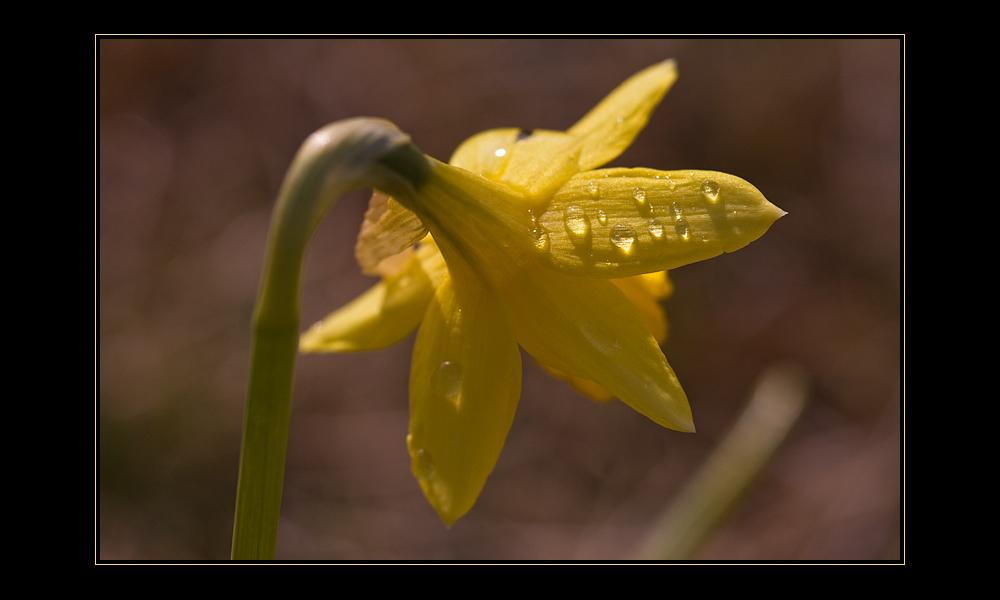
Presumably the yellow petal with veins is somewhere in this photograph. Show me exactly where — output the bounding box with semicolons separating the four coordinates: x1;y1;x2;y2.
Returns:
538;168;785;278
451;59;678;199
355;190;428;276
407;262;521;526
568;59;678;171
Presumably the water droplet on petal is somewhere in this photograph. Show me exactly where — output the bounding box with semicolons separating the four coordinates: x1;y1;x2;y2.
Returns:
701;180;720;202
633;187;648;212
564;205;591;245
413;448;435;480
648;218;664;240
610;224;636;254
432;360;463;402
597;209;608;225
588;181;601;198
675;218;690;240
532;228;550;252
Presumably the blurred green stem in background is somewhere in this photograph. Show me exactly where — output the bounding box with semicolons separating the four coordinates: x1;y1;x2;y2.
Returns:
231;119;428;560
636;364;810;560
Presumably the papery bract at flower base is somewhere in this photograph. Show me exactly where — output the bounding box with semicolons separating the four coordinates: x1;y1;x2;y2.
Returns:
300;60;784;526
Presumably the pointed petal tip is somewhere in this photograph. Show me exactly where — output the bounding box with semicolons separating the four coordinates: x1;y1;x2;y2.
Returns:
677;416;696;434
637;404;695;433
643;380;696;434
659;404;696;434
656;58;678;77
759;200;788;236
635;58;678;87
765;202;788;226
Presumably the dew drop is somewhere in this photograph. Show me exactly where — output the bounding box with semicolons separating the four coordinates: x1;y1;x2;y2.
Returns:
633;187;648;211
532;228;550;252
701;180;720;202
529;212;549;252
564;205;591;245
432;360;463;401
597;209;608;225
671;201;684;222
588;181;601;198
648;218;664;240
413;448;435;480
675;218;690;241
610;224;636;254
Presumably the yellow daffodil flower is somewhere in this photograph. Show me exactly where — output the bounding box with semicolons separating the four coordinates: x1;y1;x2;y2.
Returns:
300;60;784;526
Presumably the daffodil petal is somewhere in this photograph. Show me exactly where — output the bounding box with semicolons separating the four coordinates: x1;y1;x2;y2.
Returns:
299;242;445;353
497;130;585;201
448;127;580;205
537;168;785;278
537;272;672;403
355;190;429;276
568;59;678;171
539;363;616;402
407;265;522;526
448;128;520;178
633;271;675;301
505;262;694;433
612;274;670;344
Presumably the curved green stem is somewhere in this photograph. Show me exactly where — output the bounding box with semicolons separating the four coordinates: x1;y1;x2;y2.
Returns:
231;119;429;560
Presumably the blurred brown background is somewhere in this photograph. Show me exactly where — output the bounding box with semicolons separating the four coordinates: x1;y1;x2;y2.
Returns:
98;37;901;561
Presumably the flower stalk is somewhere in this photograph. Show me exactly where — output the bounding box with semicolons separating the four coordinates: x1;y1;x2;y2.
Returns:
231;119;430;560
